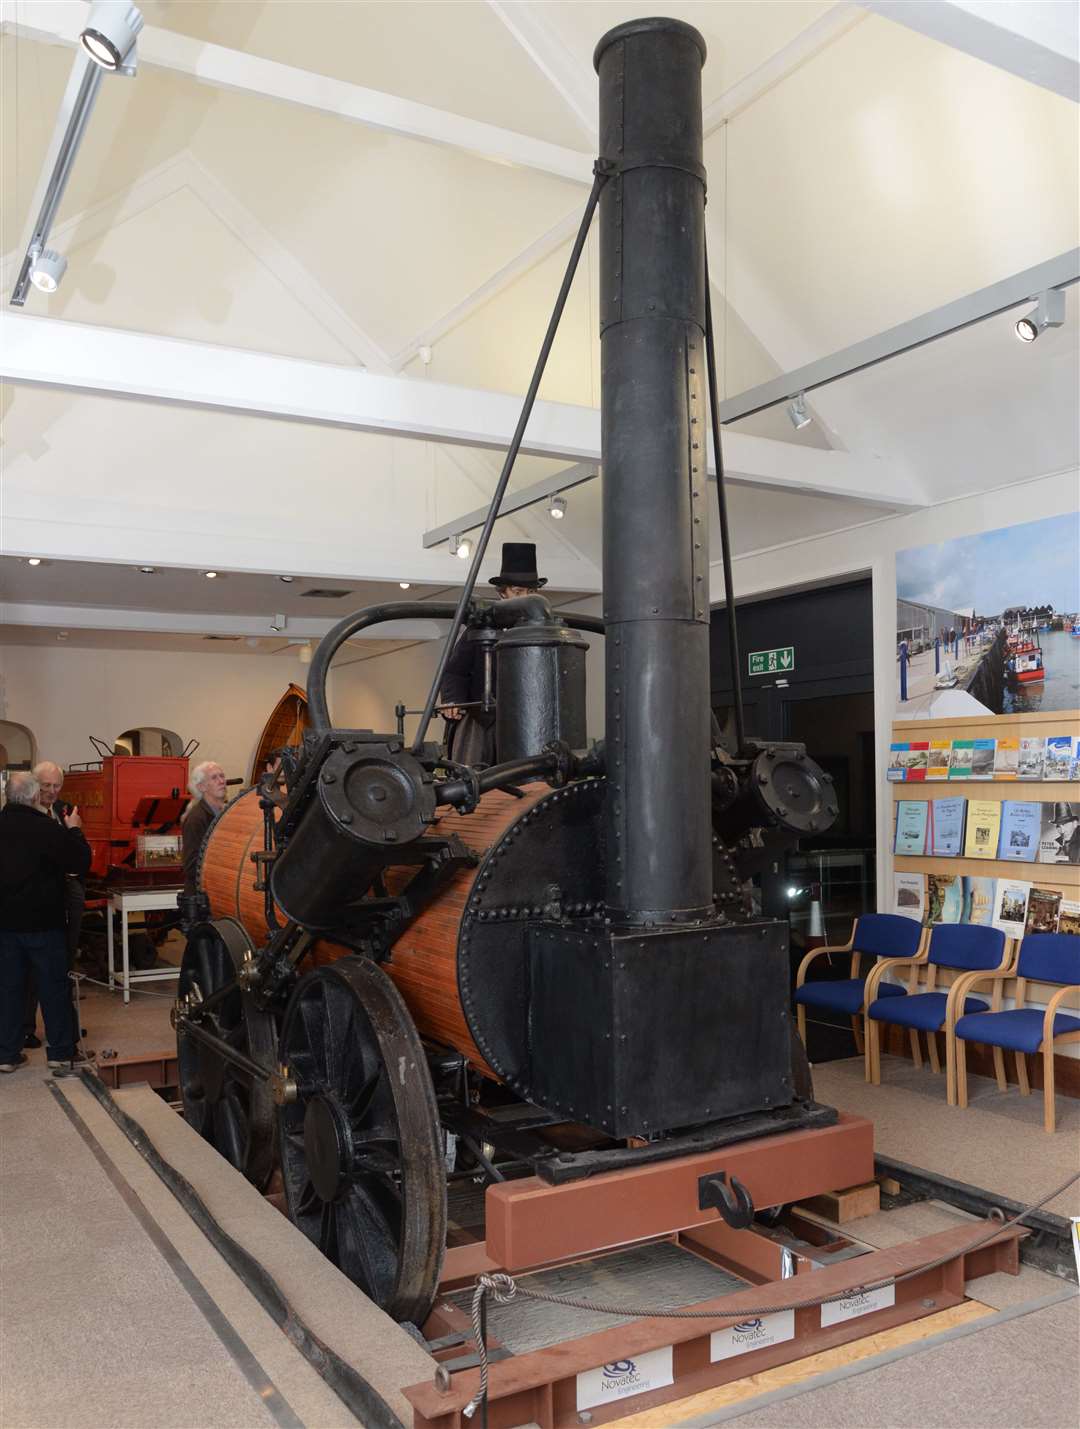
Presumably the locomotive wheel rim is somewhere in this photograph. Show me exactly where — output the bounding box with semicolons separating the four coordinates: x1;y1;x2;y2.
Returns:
277;955;446;1325
176;918;278;1191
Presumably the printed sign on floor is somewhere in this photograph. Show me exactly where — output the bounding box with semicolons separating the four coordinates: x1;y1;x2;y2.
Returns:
820;1284;895;1327
575;1347;674;1411
711;1311;796;1361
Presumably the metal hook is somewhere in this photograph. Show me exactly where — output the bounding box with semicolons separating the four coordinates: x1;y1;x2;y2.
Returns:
698;1170;755;1229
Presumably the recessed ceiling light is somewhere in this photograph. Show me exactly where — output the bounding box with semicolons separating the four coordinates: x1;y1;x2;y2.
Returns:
136;565;156;574
27;557;42;566
399;581;411;590
278;575;294;583
204;570;219;579
57;631;69;640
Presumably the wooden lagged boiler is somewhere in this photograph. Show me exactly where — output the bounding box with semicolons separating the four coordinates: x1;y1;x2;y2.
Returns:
175;16;840;1328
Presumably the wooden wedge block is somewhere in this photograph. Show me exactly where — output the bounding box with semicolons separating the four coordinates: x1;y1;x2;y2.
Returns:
796;1180;881;1223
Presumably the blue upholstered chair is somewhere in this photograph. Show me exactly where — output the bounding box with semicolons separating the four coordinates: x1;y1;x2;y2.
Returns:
865;923;1011;1093
951;933;1080;1132
795;913;925;1057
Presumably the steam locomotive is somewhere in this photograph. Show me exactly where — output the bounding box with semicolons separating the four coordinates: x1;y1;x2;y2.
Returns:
174;16;839;1329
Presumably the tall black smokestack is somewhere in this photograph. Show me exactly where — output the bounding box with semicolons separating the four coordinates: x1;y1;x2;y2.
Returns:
595;19;712;925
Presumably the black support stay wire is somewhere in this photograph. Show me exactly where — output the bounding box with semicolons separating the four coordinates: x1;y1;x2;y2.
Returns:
410;164;610;755
461;1166;1080;1419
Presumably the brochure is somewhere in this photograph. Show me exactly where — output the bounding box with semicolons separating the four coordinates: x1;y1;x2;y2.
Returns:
949;740;975;779
1045;736;1075;781
894;800;930;856
905;743;929;783
926;741;952;781
887;743;910;782
1017;738;1045;780
964;800;1002;860
930;796;967;857
961;876;996;926
970;739;996;780
926;873;963;925
1059;900;1080;937
1025;887;1063;935
893;872;925;922
993;738;1019;780
1037;802;1080;865
992;879;1031;939
997;801;1042;862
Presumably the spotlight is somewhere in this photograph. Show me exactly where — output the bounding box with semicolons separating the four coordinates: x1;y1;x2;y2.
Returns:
204;570;219;579
27;557;42;566
549;495;567;520
277;575;294;584
1014;289;1065;343
80;2;144;71
450;535;472;560
787;393;811;430
399;581;411;590
29;249;67;294
136;566;156;574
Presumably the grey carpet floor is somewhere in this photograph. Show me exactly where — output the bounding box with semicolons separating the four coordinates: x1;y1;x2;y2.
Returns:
812;1056;1080;1216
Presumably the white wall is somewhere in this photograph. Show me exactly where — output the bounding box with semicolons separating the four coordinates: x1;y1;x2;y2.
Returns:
0;643;310;785
713;465;1080;911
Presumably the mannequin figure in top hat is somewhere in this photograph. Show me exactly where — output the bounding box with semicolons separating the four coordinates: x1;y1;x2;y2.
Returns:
441;542;546;765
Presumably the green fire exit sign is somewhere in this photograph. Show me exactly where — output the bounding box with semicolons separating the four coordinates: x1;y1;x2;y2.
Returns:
748;646;795;676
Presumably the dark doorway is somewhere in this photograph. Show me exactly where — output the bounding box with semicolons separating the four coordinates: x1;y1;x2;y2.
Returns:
711;578;876;1064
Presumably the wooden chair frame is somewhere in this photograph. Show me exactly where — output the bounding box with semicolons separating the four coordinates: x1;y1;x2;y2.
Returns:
948;959;1080;1131
795;921;927;1061
863;932;1009;1089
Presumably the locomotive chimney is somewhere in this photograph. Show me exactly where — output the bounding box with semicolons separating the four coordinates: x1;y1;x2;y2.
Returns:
595;19;713;925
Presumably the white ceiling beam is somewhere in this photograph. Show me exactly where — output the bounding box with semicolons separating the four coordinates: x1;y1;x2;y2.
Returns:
0;313;921;507
0;601;448;643
703;4;866;132
861;2;1079;103
487;1;598;143
389;205;585;371
1;1;594;184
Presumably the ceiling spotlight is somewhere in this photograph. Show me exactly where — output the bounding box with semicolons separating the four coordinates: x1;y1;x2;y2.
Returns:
1014;288;1065;343
29;249;67;294
204;570;219;579
57;631;69;640
27;557;43;566
549;495;567;520
399;581;411;590
80;1;145;71
136;565;156;574
450;534;472;560
278;575;295;584
787;393;812;431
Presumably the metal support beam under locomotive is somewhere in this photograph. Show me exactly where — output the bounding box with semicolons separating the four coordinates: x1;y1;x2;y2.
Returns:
173;15;846;1329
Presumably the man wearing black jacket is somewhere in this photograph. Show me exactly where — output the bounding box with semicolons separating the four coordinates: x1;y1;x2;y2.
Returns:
0;770;91;1073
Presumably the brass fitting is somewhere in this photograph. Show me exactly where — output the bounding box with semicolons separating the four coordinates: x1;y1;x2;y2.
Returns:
270;1065;298;1106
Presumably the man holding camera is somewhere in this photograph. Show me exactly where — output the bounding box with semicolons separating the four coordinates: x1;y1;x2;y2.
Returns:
0;771;90;1073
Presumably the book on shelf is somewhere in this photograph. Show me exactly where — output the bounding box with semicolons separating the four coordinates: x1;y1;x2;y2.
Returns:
893;872;925;922
992;879;1031;939
964;800;1002;860
930;796;967;857
1025;887;1063;936
926;741;952;781
1059;900;1080;937
894;800;930;856
1044;736;1076;781
993;737;1019;780
926;873;963;925
961;875;997;927
969;739;996;780
949;740;975;779
1037;802;1080;865
997;801;1042;862
1017;738;1045;780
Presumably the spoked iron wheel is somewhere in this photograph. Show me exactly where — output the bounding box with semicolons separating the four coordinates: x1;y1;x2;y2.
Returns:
176;919;277;1190
277;956;446;1324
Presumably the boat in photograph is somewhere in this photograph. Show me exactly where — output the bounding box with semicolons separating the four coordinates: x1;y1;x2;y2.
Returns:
1005;629;1045;685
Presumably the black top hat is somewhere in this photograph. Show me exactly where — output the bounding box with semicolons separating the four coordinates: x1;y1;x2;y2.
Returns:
490;542;546;589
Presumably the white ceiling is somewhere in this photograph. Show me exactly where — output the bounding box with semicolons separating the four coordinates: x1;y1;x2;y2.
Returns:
0;1;1076;657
